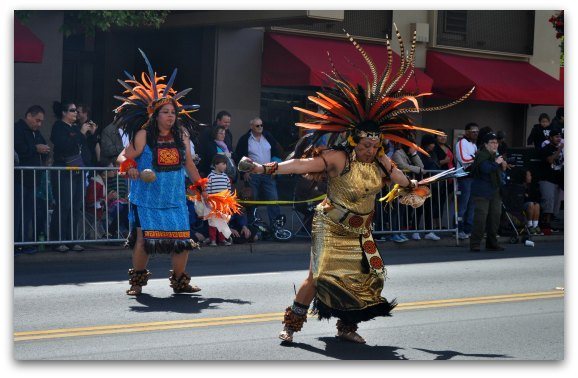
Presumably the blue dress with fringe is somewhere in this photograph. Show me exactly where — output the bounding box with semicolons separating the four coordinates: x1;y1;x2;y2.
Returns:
127;144;197;254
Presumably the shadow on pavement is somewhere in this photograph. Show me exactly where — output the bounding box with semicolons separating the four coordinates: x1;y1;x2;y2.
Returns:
283;337;408;360
412;347;512;360
129;293;252;314
283;338;513;360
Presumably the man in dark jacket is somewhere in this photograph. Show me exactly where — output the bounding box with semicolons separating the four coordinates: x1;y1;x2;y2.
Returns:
14;105;49;247
234;117;281;227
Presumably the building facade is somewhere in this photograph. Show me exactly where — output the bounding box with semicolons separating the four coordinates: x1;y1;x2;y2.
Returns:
15;10;563;154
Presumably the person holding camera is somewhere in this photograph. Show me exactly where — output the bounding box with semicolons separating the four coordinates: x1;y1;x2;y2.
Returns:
76;104;100;166
469;132;507;252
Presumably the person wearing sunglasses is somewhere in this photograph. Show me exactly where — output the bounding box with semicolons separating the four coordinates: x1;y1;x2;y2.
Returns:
234;117;282;228
49;100;87;252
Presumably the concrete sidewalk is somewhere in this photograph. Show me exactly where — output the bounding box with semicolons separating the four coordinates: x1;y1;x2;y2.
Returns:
13;232;564;263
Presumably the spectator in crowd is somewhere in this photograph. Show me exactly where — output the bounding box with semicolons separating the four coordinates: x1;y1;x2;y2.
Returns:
415;134;443;241
469;132;507;252
206;154;233;246
234;117;281;227
520;168;541;235
496;130;508;157
433;129;454;170
14;105;49;252
49;100;87;252
85;163;116;238
432;129;455;227
538;128;564;235
455;122;479;240
527;113;552;150
199;125;236;181
391;137;424;243
476;126;493;149
76;104;100;166
229;209;255;244
392;139;425;176
550;107;564;137
106;162;129;238
198;111;233;175
99;121;127;165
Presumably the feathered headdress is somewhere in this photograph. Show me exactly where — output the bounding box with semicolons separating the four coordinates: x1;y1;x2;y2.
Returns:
293;25;475;156
113;49;201;143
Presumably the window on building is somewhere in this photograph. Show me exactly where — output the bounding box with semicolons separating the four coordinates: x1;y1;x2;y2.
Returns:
436;10;535;55
281;10;393;40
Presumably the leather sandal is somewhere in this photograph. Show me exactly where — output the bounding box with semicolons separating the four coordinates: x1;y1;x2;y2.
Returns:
279;304;308;343
278;328;295;342
336;319;366;344
126;269;151;296
126;285;142;296
336;330;366;344
169;270;201;293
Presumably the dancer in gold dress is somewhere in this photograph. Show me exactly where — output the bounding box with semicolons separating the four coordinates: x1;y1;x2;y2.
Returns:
239;27;473;344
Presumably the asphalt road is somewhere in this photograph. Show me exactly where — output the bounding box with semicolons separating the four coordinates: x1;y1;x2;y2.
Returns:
13;239;564;360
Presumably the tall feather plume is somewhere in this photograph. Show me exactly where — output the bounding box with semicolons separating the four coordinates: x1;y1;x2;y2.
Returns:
292;29;475;159
113;49;201;144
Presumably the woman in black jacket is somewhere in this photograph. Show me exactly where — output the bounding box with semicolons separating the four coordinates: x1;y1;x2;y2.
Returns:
49;100;88;252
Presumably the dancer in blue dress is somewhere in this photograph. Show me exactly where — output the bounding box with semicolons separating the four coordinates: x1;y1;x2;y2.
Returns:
115;50;204;296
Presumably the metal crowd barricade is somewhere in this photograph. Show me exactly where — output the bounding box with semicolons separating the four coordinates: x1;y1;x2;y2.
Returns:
372;170;459;244
14;166;129;247
14;167;460;248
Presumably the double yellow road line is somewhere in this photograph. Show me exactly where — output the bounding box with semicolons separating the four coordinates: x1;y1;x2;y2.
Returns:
14;290;563;342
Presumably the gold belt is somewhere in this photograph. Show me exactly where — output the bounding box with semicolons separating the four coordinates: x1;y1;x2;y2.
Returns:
317;198;374;235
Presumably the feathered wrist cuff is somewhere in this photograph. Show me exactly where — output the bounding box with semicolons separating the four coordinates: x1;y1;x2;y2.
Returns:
119;158;137;174
263;162;279;175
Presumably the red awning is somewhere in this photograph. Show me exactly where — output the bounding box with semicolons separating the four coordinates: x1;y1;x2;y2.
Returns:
262;32;433;93
14;18;44;63
426;51;563;106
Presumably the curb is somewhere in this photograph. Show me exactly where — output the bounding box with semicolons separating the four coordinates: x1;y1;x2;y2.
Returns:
14;234;563;262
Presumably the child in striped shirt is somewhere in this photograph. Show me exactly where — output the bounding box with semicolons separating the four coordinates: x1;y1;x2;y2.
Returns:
206;154;232;246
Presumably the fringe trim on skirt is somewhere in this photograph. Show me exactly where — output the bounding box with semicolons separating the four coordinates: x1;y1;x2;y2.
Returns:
313;296;397;324
126;230;199;254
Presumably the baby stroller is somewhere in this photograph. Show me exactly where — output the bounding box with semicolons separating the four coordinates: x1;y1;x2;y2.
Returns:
500;180;533;244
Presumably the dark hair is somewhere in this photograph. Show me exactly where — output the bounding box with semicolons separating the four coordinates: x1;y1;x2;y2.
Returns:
215;110;232;121
52;100;75;119
538;113;550;122
212;154;228;166
77;103;91;118
549;128;562;138
25;105;45;117
556;107;564;118
420;134;437;148
510;167;528;185
144;99;186;163
212;125;226;139
482;132;498;144
496;130;505;140
465;122;479;130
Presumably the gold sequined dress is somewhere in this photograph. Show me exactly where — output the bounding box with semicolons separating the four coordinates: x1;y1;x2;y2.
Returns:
312;152;396;323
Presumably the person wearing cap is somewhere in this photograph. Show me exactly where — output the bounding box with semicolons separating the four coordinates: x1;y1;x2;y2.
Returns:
538;128;564;234
469;132;507;252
